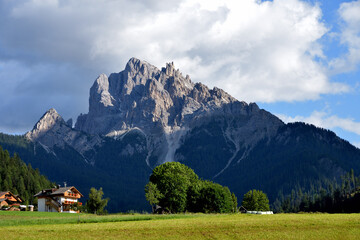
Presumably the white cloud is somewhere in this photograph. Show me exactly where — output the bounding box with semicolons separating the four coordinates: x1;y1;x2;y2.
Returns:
329;0;360;73
277;111;360;136
0;0;348;104
105;0;349;103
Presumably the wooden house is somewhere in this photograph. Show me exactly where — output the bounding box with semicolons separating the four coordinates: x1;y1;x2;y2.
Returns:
0;191;23;209
34;186;83;213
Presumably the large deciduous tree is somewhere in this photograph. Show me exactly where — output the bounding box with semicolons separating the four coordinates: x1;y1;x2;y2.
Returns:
241;189;270;211
149;162;198;213
187;180;235;213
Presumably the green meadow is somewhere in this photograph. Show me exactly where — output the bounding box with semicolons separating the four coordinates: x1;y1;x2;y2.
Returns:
1;212;360;239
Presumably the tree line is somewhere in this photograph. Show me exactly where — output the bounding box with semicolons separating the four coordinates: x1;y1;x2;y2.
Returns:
273;170;360;213
144;162;271;213
0;146;54;205
145;162;238;213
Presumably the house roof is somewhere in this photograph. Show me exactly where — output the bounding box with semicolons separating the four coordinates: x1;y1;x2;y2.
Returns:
0;191;23;203
34;186;83;198
14;195;24;202
0;192;9;198
0;191;23;204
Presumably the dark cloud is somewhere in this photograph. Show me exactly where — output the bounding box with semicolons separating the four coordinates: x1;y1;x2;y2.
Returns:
0;61;94;133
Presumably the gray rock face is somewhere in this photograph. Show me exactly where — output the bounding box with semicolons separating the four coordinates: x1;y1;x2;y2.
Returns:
75;58;240;134
74;58;284;169
26;108;64;141
26;108;102;161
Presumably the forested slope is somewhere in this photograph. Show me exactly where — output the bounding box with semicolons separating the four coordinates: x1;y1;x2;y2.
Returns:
0;145;54;205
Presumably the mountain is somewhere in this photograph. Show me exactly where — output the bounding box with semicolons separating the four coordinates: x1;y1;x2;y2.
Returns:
1;58;360;212
75;58;283;168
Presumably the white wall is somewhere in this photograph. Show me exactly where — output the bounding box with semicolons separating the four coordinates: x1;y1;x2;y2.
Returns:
38;198;46;212
38;196;78;212
60;197;77;203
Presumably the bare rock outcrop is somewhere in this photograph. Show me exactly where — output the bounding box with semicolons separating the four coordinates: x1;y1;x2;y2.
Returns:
26;108;101;160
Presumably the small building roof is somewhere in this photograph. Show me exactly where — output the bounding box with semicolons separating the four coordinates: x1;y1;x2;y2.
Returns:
0;191;9;198
34;186;83;198
14;195;24;202
0;191;23;203
239;206;248;212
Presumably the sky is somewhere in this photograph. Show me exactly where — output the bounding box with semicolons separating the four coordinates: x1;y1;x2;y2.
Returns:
0;0;359;148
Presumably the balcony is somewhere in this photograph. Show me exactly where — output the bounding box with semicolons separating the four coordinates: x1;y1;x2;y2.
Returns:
64;192;80;198
62;201;82;213
63;200;82;205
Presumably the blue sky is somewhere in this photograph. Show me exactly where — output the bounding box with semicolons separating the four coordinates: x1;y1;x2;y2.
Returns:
0;0;359;148
261;0;360;147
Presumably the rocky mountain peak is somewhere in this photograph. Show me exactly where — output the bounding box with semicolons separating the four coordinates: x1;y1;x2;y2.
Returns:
162;62;177;76
76;58;242;135
26;108;101;157
123;58;160;85
73;57;283;166
43;108;61;119
88;73;115;115
26;108;65;141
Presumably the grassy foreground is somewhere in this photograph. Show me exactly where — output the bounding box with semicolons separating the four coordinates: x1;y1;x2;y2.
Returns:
1;212;360;239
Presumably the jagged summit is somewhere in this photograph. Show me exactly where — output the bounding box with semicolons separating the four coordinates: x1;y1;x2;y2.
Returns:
26;108;65;141
125;57;159;76
73;58;282;166
25;108;101;157
75;58;243;135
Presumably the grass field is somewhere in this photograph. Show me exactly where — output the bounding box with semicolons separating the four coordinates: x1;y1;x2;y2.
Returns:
1;212;360;239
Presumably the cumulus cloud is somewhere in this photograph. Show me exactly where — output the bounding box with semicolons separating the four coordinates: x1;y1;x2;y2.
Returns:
0;0;353;132
89;0;348;102
277;111;360;136
329;0;360;73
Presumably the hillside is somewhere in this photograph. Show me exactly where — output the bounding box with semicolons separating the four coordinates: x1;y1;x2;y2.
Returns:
0;133;150;211
0;144;53;205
